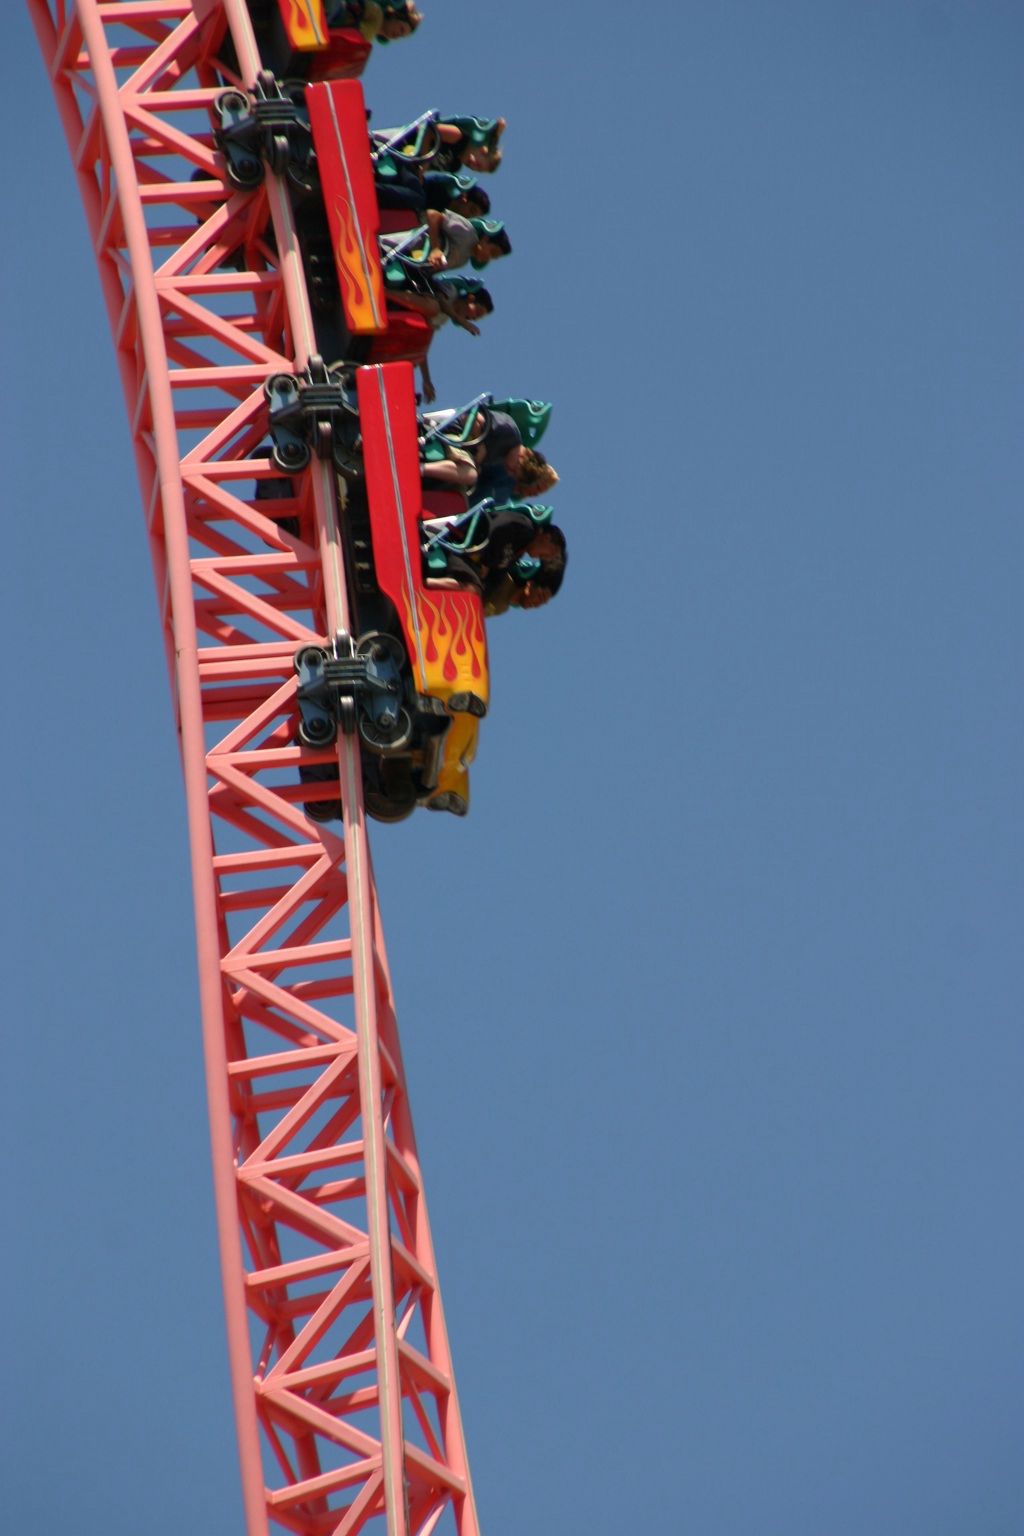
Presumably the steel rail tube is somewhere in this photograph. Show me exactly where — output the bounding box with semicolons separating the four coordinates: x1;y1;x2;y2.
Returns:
69;4;270;1530
219;5;408;1530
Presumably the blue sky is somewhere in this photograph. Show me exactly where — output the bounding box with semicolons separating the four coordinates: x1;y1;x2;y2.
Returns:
4;2;1023;1532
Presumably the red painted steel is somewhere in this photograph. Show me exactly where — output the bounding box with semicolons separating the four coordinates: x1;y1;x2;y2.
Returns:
306;80;387;334
313;30;372;81
366;303;433;368
29;3;481;1533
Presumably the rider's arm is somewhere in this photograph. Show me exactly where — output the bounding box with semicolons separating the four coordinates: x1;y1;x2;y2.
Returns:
425;210;447;268
389;289;440;319
419;355;437;404
422;450;478;489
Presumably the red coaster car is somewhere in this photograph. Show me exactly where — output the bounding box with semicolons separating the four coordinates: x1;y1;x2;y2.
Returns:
355;362;488;817
294;362;489;822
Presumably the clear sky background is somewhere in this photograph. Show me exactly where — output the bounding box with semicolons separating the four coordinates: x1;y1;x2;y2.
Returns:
3;2;1022;1532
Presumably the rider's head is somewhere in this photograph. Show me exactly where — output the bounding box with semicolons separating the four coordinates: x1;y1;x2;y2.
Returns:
377;4;422;41
512;447;558;498
511;525;566;608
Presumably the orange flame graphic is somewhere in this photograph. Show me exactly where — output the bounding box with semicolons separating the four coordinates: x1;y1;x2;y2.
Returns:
334;198;386;334
281;0;328;48
407;587;486;691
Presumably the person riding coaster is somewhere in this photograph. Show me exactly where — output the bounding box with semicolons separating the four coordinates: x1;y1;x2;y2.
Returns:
421;501;567;614
374;161;492;221
380;220;510;282
432;115;506;174
371;112;504;176
421;395;558;501
325;0;422;42
372;272;494;402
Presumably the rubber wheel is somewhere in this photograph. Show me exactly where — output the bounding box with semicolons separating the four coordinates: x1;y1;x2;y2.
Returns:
272;441;310;473
298;717;335;748
358;706;413;754
356;631;406;668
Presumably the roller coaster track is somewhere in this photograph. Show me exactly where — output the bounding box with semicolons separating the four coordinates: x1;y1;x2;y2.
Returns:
28;3;480;1532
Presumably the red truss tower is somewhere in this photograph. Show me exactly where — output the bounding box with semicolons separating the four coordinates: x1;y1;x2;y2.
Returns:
29;2;482;1532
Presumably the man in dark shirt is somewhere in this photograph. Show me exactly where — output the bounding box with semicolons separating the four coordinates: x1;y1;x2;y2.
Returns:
422;506;567;614
374;165;491;220
482;525;567;614
424;173;490;218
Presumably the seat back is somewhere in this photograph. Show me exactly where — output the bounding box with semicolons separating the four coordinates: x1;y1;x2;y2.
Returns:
366;305;432;366
305;80;387;334
490;398;553;447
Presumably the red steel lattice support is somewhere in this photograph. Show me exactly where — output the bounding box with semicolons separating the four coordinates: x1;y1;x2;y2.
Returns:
28;3;481;1533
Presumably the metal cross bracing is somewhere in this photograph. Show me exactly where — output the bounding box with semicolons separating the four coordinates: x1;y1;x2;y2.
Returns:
28;2;481;1533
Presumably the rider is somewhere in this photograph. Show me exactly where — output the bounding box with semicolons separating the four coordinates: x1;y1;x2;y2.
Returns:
424;173;491;218
431;116;506;174
326;0;422;42
472;407;558;502
374;278;494;401
425;212;511;272
374;163;491;219
421;503;567;613
484;526;567;614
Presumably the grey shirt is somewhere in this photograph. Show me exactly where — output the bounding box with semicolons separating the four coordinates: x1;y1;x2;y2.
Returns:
441;212;478;270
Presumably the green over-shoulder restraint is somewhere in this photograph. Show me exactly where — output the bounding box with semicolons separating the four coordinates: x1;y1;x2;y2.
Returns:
380;226;431;288
423;499;551;568
488;499;552;527
440;115;502;149
427;170;477;201
489;399;552;448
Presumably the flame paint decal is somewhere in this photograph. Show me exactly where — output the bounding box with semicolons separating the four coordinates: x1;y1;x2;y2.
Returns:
401;587;488;697
278;0;329;49
333;197;386;334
